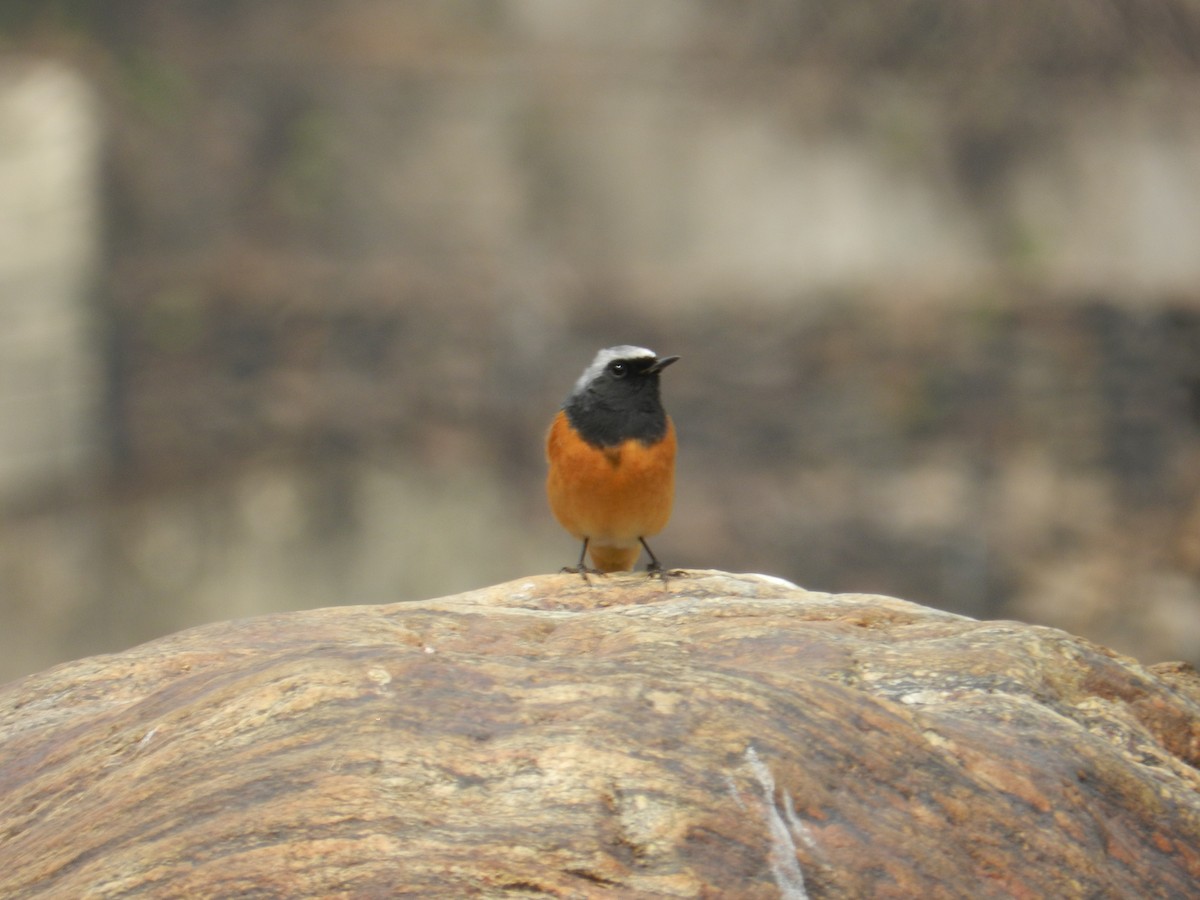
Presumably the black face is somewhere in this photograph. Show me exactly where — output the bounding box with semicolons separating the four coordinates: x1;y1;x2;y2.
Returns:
597;355;660;389
565;355;676;447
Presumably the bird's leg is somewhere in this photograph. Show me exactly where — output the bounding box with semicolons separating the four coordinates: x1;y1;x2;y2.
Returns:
641;537;685;580
561;537;603;581
640;537;667;580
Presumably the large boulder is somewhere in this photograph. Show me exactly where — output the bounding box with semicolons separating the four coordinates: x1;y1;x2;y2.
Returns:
1;571;1198;898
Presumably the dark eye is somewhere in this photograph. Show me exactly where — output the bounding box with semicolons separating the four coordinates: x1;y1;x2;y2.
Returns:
609;361;628;378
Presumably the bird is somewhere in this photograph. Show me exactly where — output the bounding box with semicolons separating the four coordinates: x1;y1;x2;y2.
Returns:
546;345;679;576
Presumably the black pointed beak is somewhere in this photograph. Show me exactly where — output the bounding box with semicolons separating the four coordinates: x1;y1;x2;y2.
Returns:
648;355;680;374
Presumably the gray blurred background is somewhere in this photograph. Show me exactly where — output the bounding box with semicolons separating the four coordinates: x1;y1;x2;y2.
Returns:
3;1;1200;683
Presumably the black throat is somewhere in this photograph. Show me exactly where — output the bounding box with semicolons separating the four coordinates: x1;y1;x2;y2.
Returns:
565;378;669;448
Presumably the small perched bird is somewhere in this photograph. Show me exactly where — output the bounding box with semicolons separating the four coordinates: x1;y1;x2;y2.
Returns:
546;345;679;575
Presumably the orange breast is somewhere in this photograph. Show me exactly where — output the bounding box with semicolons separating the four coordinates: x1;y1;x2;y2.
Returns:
545;410;676;550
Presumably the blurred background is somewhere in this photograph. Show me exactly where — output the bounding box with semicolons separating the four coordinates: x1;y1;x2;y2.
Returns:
3;1;1200;683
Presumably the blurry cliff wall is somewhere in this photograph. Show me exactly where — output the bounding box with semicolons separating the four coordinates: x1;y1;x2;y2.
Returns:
2;1;1200;681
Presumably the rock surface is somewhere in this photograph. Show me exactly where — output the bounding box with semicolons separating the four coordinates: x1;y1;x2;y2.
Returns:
1;571;1199;898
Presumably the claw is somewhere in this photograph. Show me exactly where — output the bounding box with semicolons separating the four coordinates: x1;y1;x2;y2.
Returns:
640;537;672;581
560;564;605;583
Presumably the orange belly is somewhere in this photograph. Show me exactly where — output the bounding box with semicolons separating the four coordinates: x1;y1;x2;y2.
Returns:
545;410;675;571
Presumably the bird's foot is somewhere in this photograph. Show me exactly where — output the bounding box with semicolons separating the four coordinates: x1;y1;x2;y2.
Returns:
560;565;606;583
646;561;688;582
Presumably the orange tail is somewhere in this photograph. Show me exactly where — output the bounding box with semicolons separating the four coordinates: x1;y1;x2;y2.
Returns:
588;544;641;573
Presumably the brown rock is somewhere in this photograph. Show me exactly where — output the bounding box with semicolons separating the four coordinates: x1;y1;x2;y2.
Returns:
1;572;1198;898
